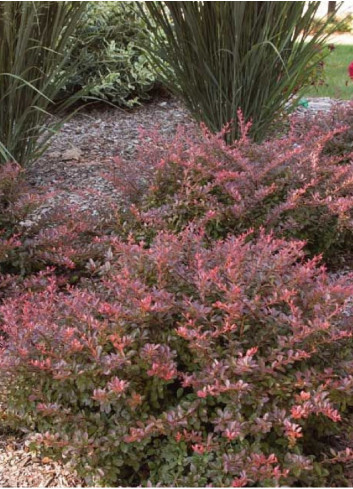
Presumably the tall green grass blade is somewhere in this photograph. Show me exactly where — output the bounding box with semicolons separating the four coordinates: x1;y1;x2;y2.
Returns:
0;1;87;166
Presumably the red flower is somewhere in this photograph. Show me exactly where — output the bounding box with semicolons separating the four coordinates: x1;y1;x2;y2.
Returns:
348;61;353;80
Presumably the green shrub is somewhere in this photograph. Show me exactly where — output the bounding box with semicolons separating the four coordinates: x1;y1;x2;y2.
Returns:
0;1;87;166
140;1;338;142
61;2;156;107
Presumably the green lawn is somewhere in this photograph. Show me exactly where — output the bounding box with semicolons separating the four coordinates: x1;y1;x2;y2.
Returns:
305;44;353;99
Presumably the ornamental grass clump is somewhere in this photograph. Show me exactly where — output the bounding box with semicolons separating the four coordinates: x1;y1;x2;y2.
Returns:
140;1;336;142
1;227;353;486
0;1;86;165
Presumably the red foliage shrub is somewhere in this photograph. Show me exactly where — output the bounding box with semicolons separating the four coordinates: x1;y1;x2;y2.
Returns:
0;162;39;231
14;204;109;274
1;227;353;486
0;163;110;301
0;162;41;299
2;105;353;486
3;164;123;281
291;101;353;159
109;109;353;263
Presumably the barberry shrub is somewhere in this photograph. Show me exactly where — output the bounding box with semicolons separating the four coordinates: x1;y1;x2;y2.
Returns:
10;203;111;276
0;162;38;233
291;101;353;159
0;162;109;280
0;162;41;298
110;107;353;263
2;228;353;486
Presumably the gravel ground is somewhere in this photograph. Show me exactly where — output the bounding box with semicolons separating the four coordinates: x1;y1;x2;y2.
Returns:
1;95;352;487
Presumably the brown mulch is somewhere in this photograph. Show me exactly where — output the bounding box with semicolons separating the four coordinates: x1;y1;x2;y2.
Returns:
0;430;82;488
23;95;351;224
25;97;194;224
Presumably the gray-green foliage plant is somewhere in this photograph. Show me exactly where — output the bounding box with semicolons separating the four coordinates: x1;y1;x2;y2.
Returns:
140;1;338;142
61;2;156;107
0;1;87;166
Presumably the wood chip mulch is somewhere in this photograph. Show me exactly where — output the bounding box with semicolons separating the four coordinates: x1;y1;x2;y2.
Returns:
0;431;82;488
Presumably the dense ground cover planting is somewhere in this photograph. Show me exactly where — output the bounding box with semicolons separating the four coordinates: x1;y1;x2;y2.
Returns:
2;228;353;486
2;1;353;485
0;104;353;486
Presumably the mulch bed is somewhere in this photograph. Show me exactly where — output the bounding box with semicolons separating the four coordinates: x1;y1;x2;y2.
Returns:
26;97;194;220
0;430;81;488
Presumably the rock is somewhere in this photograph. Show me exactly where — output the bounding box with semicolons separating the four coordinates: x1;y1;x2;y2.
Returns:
47;151;61;159
19;220;35;228
62;147;82;161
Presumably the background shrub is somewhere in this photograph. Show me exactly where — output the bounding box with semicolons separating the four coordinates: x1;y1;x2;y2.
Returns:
1;228;353;486
61;2;156;107
140;1;337;142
